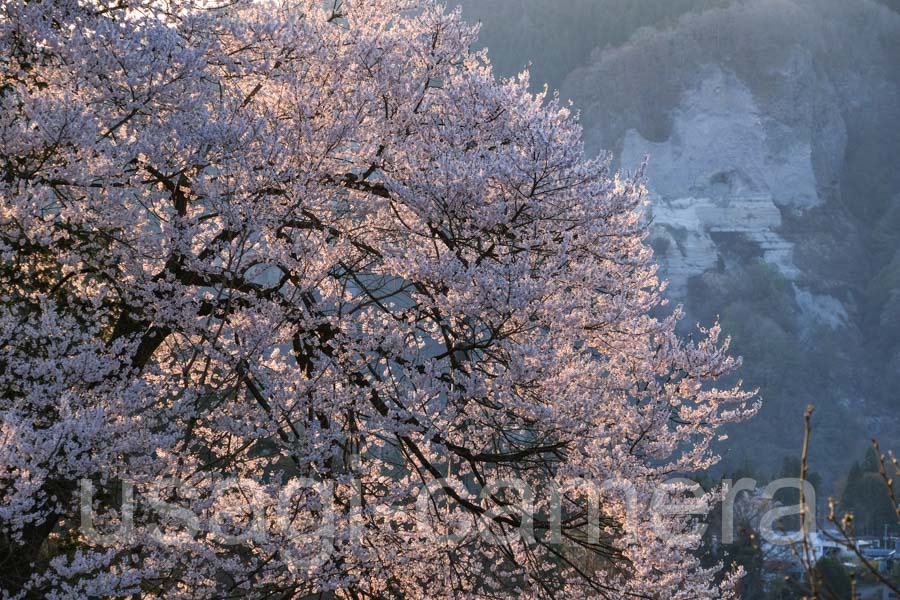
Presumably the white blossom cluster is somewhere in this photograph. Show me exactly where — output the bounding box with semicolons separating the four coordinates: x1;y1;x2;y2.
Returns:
0;0;758;597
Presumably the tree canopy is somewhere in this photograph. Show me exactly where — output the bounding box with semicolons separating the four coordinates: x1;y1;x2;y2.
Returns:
0;1;755;597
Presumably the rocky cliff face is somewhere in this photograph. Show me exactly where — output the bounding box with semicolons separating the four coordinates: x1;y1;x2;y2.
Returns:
619;64;856;329
622;68;811;292
463;0;900;481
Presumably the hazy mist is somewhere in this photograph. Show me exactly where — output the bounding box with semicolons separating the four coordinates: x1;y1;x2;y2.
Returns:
459;0;900;490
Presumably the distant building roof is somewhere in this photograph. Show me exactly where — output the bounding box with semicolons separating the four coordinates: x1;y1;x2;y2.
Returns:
862;548;897;559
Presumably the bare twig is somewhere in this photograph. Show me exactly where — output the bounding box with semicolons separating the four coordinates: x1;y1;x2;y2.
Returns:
793;410;900;599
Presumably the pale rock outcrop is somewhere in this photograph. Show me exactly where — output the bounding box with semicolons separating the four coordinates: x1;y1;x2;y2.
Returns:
622;68;812;293
464;0;900;476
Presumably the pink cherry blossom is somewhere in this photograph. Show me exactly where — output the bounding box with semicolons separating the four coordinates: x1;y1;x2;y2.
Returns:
0;1;757;597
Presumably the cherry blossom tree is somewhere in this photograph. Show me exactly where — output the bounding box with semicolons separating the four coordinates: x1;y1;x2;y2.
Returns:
0;0;757;597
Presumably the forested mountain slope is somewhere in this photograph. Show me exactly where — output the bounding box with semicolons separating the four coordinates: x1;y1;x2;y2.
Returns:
460;0;900;483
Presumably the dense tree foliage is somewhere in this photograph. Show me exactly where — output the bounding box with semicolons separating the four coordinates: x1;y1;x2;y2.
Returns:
839;448;899;536
0;0;756;597
813;557;852;600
